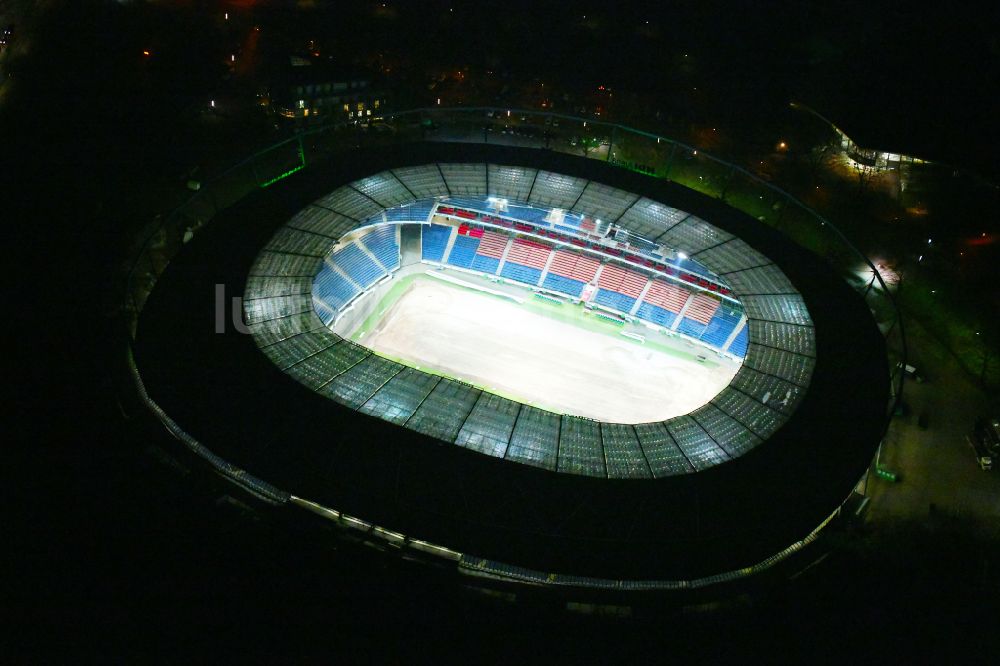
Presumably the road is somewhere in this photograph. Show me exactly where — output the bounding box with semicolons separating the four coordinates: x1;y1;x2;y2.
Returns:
868;311;1000;535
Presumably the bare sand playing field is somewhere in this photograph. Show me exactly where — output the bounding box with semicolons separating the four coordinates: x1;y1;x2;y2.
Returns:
352;278;740;423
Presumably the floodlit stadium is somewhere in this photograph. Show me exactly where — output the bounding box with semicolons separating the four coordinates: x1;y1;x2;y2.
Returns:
252;165;810;476
126;111;902;590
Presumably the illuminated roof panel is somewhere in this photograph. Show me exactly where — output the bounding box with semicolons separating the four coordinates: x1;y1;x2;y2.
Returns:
390;165;450;199
506;406;560;471
406;378;482;441
358;367;440;425
656;215;735;254
616;198;689;239
247;311;326;348
245;275;313;299
265;227;336;257
664;416;729;471
741;294;812;326
572;182;640;223
557;416;606;477
487;164;538;201
729;366;807;417
527;170;588;208
438;162;488;195
720;264;797;295
246;164;817;479
249;251;323;277
261;330;339;371
243;293;312;325
601;423;652;479
287;206;358;238
691;403;761;458
695;238;768;274
747;320;816;356
455;392;520;458
314;187;384;221
322;354;404;410
633;422;694;477
350;173;414;208
744;343;816;387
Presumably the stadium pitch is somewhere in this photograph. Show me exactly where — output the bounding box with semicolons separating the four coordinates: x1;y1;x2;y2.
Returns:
335;270;742;422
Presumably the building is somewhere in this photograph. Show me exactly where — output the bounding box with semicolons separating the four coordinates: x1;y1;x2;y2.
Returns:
270;56;387;123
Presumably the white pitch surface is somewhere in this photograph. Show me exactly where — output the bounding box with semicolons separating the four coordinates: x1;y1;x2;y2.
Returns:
351;279;742;423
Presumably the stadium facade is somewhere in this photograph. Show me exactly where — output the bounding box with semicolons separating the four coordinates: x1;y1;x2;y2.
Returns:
124;109;903;590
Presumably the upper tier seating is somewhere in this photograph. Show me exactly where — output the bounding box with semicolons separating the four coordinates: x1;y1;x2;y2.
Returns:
727;326;750;358
330;244;384;289
446;233;481;269
421;223;452;262
360;225;400;271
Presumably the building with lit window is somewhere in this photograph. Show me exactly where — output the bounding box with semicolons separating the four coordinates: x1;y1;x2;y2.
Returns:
791;102;932;171
270;57;386;122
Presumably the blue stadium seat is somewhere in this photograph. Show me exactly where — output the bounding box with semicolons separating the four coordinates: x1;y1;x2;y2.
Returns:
635;302;677;328
500;261;543;286
677;317;708;338
421;223;452;262
446;196;493;211
592;289;636;313
385;200;434;223
517;207;550;225
470;254;501;274
361;225;400;271
331;244;385;288
312;263;361;311
699;308;742;349
313;297;337;326
727;325;749;358
542;273;585;298
446;234;481;268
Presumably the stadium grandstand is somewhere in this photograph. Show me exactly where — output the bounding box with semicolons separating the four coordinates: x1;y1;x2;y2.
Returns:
131;138;892;587
250;163;810;478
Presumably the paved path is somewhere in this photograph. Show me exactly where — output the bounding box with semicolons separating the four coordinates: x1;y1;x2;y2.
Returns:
868;313;1000;535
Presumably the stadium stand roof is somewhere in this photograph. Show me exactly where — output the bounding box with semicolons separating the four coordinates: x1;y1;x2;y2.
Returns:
245;165;812;479
134;142;888;581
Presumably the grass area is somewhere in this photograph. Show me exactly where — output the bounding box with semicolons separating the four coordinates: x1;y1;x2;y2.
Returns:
895;273;999;388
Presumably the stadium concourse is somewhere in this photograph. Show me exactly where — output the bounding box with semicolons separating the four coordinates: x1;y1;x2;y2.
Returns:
134;142;889;583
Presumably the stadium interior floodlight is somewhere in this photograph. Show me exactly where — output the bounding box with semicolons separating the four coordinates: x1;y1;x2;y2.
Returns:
547;208;566;224
486;196;508;211
677;251;688;260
